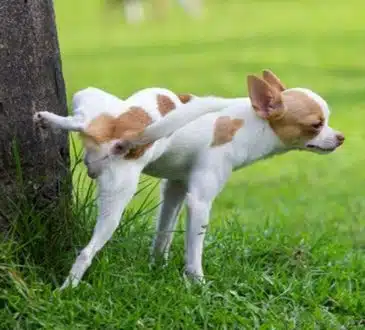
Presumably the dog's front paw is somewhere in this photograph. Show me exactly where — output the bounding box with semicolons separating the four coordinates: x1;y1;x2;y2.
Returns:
184;268;206;285
33;111;50;129
60;275;81;290
59;277;72;290
149;254;169;270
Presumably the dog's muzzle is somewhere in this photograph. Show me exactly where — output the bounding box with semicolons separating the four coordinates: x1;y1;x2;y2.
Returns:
84;153;105;179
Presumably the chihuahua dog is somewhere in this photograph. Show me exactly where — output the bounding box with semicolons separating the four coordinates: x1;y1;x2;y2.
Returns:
33;71;344;289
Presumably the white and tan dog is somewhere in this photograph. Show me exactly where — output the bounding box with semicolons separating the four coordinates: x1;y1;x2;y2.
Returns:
33;71;344;289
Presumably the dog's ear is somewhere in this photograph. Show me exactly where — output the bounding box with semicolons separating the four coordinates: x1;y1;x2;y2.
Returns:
262;70;286;92
247;75;284;119
80;133;100;151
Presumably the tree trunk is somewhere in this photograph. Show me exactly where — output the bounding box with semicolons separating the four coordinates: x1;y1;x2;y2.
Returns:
0;0;69;230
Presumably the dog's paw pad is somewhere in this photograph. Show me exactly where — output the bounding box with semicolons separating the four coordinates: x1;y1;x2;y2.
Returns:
33;112;42;121
33;112;48;128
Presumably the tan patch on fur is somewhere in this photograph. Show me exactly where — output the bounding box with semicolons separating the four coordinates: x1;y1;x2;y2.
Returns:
124;142;153;160
211;116;244;147
82;106;153;159
157;94;176;116
268;90;325;145
177;94;192;104
82;114;116;144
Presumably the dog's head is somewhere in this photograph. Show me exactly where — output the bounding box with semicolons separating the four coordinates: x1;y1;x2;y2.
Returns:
247;70;344;153
79;135;116;179
79;108;152;179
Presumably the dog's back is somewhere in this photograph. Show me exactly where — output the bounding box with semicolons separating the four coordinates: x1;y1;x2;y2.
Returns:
72;87;186;128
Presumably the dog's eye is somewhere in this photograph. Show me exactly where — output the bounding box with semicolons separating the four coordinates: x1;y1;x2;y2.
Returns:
312;122;323;130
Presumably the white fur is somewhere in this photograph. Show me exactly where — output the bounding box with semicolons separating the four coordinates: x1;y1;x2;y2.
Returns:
33;85;342;288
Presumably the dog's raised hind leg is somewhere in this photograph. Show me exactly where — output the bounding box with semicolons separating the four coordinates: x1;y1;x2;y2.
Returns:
33;111;85;132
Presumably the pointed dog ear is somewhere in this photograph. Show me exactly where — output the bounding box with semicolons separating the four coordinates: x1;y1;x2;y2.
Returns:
262;69;286;92
247;75;285;119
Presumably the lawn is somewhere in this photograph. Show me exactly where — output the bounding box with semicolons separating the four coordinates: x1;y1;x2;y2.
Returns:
2;0;365;328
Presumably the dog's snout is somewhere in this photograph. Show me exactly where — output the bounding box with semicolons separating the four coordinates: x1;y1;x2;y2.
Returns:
87;168;99;179
84;153;90;165
336;132;345;145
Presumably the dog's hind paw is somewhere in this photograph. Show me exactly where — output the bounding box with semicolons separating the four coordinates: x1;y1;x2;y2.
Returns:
33;111;50;129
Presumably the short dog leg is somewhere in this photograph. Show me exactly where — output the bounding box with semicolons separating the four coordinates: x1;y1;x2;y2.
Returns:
61;168;140;289
151;179;187;263
33;111;85;131
184;193;211;281
184;165;231;282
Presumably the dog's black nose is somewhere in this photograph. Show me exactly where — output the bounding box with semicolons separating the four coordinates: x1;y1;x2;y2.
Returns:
84;154;90;165
87;168;99;179
336;133;345;145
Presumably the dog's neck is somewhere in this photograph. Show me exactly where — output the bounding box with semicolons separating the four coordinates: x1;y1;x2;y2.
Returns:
229;99;288;170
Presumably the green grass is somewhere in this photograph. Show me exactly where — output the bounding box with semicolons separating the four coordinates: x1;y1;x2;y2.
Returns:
2;0;365;328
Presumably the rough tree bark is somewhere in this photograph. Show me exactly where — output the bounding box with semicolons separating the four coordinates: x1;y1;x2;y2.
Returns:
0;0;69;230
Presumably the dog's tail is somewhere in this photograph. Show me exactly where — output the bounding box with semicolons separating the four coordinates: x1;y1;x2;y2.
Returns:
123;96;242;150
